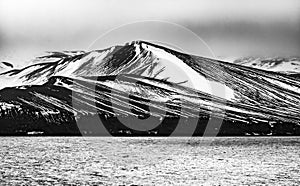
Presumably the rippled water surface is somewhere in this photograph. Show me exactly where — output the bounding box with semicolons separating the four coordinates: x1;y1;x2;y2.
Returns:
0;137;300;185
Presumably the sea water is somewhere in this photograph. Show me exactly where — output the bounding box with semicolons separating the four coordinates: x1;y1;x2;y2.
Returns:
0;137;299;185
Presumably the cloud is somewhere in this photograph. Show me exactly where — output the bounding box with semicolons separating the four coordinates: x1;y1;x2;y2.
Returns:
0;0;299;66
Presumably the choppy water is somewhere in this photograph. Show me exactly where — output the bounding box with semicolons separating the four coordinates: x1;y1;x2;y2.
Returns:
0;137;299;185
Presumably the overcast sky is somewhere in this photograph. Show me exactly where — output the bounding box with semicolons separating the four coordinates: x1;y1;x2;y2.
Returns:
0;0;299;67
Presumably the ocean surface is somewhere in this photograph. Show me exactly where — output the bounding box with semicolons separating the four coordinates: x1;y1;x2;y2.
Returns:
0;137;299;185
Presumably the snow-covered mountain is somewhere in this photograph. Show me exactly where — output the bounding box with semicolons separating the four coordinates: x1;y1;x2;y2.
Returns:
1;41;300;136
233;56;300;74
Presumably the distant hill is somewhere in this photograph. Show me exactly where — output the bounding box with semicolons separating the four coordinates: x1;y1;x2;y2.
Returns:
233;56;300;74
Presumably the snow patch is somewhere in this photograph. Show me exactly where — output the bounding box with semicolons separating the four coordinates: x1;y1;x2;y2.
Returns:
141;43;235;100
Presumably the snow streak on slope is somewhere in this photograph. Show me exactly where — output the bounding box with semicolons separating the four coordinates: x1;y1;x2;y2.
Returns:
1;73;300;128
